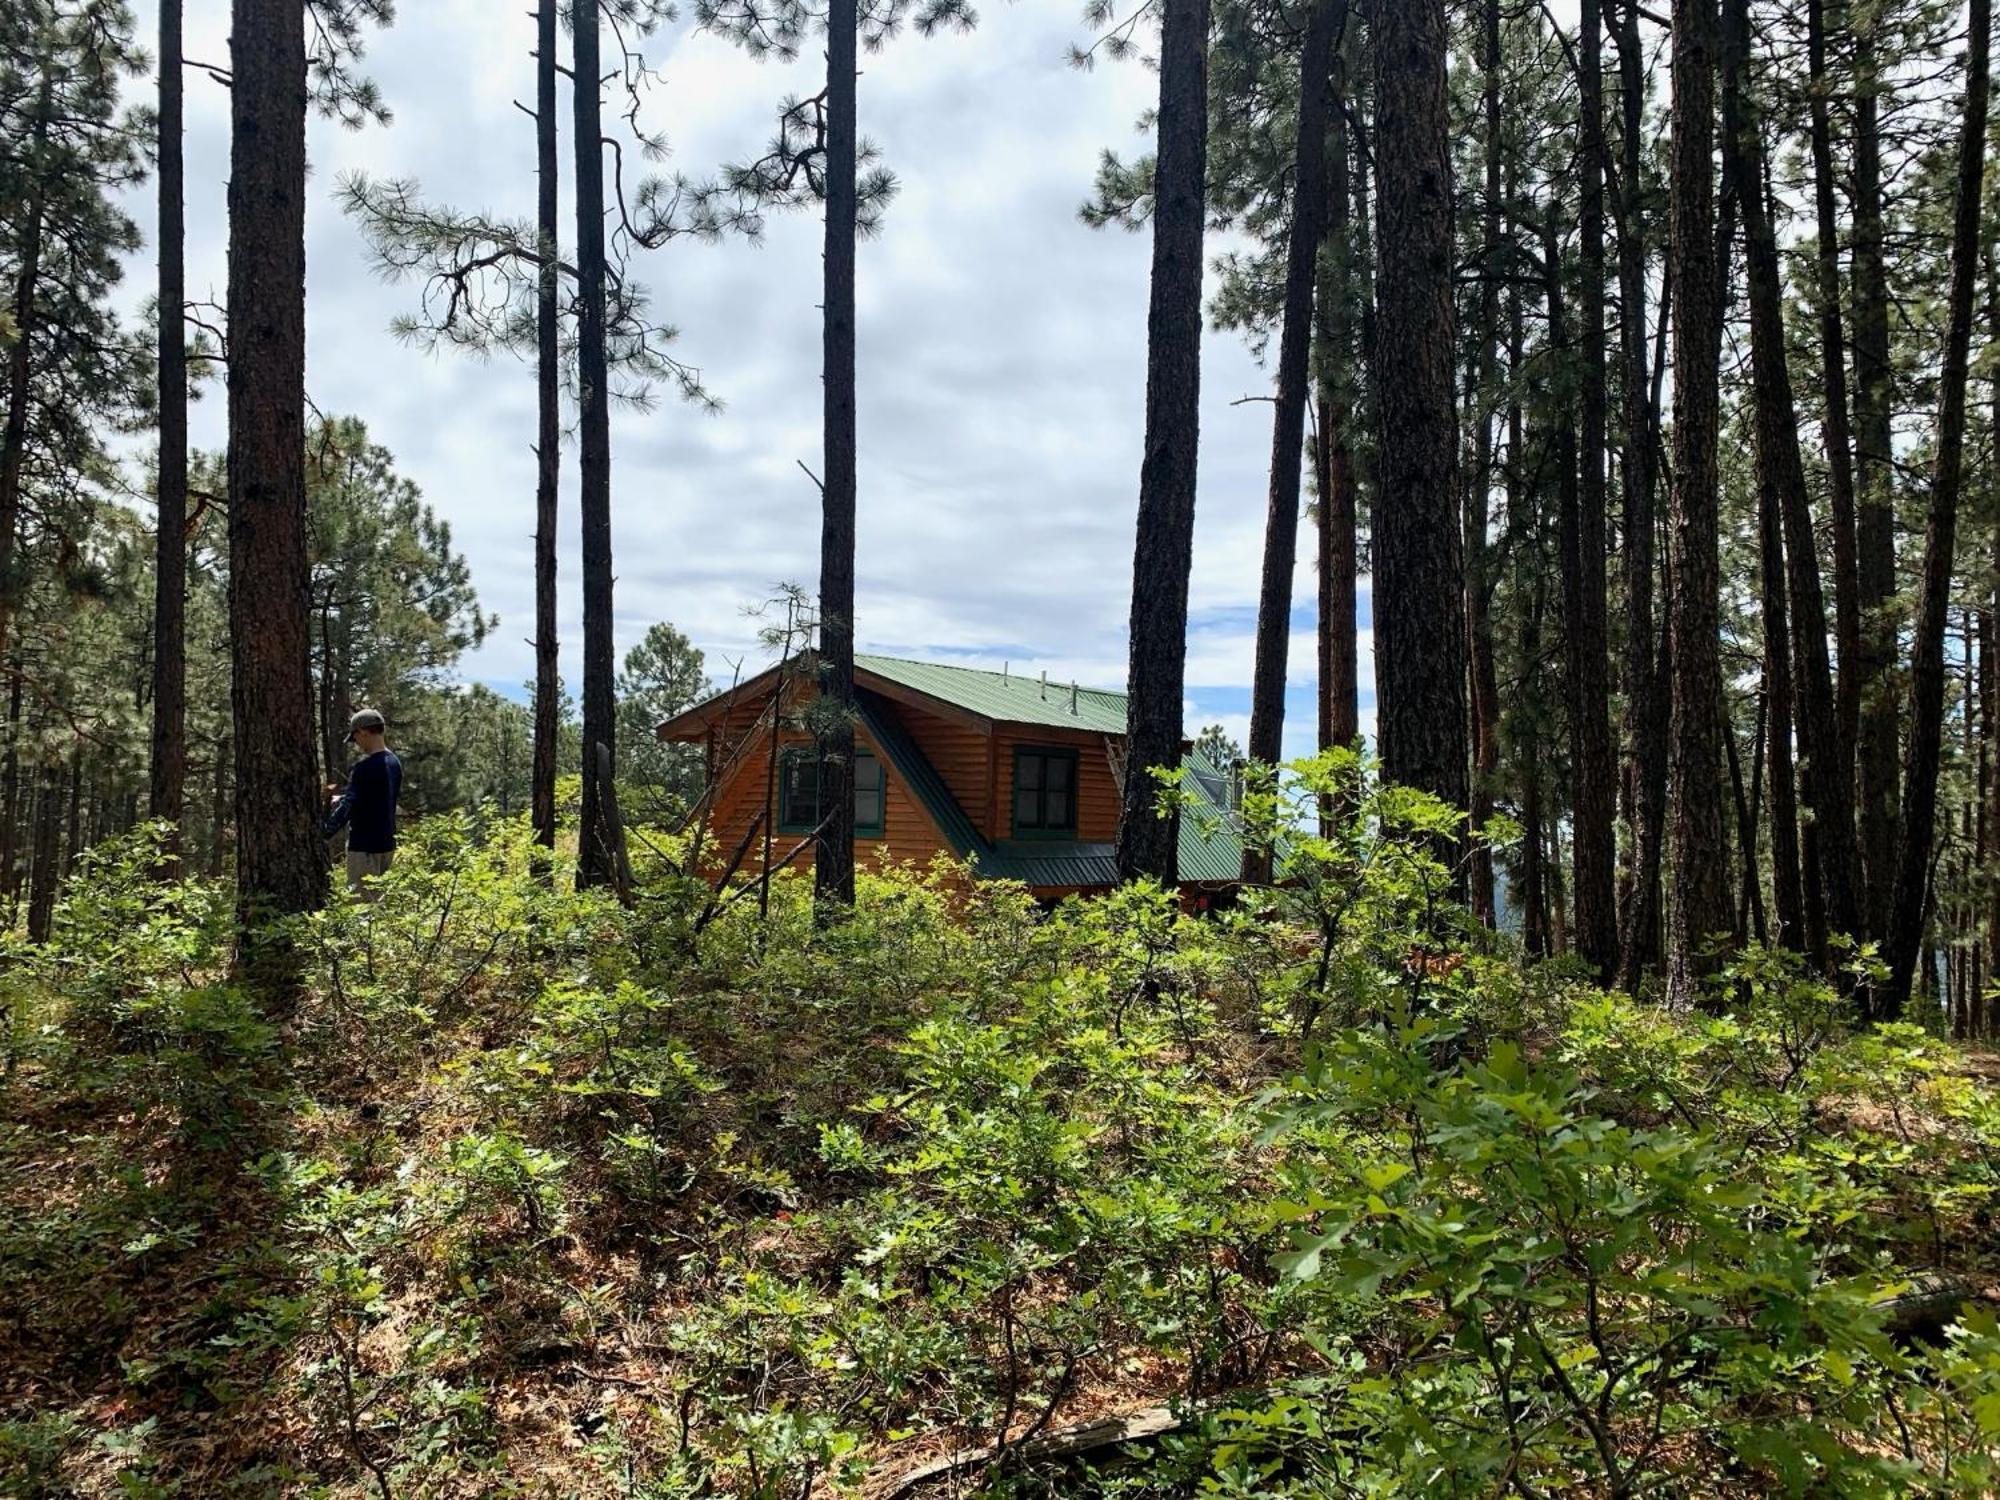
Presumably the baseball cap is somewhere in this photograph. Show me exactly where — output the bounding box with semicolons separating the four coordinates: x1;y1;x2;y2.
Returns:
346;708;387;740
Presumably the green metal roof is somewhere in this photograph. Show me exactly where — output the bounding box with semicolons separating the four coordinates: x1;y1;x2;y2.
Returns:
1175;747;1249;883
857;689;1242;889
855;654;1129;735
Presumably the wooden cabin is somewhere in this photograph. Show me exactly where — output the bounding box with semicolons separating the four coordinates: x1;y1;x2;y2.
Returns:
656;654;1243;901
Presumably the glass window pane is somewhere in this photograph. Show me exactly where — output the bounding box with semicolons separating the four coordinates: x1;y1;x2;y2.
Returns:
1018;754;1043;790
1015;787;1039;827
778;762;804;825
1046;789;1071;829
855;758;882;829
1047;755;1073;791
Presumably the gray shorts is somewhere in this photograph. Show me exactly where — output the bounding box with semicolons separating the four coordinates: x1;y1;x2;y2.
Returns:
345;849;394;898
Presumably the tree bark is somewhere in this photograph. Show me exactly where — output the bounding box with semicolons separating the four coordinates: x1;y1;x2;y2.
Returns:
1463;0;1504;927
1613;0;1666;991
1567;0;1619;977
1722;0;1859;961
815;0;861;914
0;77;52;689
149;0;187;872
209;731;231;879
1317;34;1359;793
531;0;561;867
1243;0;1340;883
1988;260;2000;1034
1805;0;1862;794
1883;0;1989;1016
1850;15;1899;942
1117;0;1209;885
26;758;60;945
1369;0;1466;827
573;0;623;893
1541;209;1592;947
0;665;19;906
1665;0;1731;1009
1756;477;1806;950
1505;301;1549;957
1316;375;1358;769
1727;697;1766;945
229;0;327;963
63;741;84;880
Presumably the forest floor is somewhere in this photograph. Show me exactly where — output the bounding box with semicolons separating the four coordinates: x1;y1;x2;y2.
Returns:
4;820;2000;1497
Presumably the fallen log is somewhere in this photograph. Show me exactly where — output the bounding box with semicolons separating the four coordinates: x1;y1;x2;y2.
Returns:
1879;1273;2000;1345
870;1403;1186;1500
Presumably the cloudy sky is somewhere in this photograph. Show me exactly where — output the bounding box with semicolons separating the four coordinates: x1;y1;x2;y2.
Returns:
115;0;1375;760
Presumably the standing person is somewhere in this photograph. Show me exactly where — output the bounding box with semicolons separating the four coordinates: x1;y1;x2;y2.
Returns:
324;709;402;899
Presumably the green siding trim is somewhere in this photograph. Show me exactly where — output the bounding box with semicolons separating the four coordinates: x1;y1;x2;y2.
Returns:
855;692;987;856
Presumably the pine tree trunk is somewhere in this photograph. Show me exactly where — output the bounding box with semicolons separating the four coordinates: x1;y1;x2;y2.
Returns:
815;0;860;914
572;0;621;892
1987;261;2000;1034
1665;0;1731;1009
531;0;561;867
0;666;20;906
1319;383;1358;762
1505;302;1549;957
1806;0;1862;792
1756;479;1806;949
1243;0;1340;883
1723;0;1859;960
1521;748;1548;957
1851;17;1900;942
316;604;341;794
1961;623;1981;1036
1549;803;1570;954
1317;38;1359;786
1463;0;1504;927
1369;0;1466;824
63;742;83;880
209;731;230;879
26;758;59;944
1541;207;1593;937
149;0;187;871
1726;703;1765;945
1116;0;1209;885
1566;0;1618;977
228;0;327;968
0;78;51;688
1883;0;1989;1016
1614;0;1665;990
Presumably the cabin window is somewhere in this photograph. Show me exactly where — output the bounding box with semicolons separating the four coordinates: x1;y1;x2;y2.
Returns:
779;748;884;837
1012;747;1078;837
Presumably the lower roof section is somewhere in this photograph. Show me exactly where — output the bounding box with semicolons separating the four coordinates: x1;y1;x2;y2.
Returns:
856;689;1242;889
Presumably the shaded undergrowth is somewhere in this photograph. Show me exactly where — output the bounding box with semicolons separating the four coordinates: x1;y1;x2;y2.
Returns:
2;757;1997;1496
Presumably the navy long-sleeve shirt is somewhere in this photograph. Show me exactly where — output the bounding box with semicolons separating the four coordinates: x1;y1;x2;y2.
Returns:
324;748;402;853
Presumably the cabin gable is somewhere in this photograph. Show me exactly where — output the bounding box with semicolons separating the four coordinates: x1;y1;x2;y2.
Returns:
660;653;1241;894
687;676;956;879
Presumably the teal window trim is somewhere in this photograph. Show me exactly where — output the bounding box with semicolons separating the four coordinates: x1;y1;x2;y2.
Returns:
1010;745;1079;839
778;747;885;838
853;751;885;838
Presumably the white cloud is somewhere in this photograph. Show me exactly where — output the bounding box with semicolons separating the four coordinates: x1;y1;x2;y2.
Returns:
114;0;1376;738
